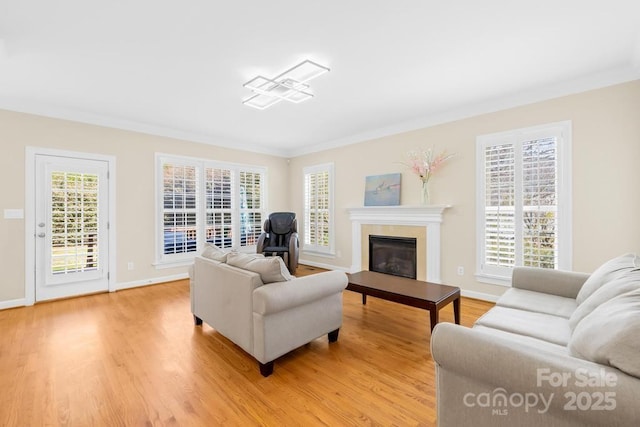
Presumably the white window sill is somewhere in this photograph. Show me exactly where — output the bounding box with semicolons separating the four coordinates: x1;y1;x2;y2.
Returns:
475;272;512;287
153;258;195;269
301;249;336;259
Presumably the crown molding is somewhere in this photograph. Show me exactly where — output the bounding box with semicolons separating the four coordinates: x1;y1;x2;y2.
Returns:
0;98;289;158
1;65;638;159
288;65;640;157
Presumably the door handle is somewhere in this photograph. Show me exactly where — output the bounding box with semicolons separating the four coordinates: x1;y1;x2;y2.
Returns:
38;232;45;238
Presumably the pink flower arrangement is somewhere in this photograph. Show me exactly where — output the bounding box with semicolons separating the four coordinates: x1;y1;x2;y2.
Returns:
405;148;455;183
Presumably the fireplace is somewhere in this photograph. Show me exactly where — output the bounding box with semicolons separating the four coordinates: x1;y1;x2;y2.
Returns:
348;205;450;283
369;235;417;279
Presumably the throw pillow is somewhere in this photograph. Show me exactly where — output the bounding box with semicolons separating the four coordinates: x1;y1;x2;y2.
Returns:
201;243;229;262
569;288;640;378
576;253;639;305
227;251;264;261
227;252;292;284
569;271;640;331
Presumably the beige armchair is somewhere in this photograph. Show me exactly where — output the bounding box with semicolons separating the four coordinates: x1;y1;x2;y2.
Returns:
190;253;347;376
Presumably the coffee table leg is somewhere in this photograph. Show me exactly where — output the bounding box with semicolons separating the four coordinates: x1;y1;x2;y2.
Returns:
429;307;438;332
453;296;461;325
362;293;367;305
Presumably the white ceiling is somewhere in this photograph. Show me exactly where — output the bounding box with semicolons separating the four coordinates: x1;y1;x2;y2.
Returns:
1;1;639;157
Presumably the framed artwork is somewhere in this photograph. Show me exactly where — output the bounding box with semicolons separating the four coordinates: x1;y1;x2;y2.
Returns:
364;173;401;206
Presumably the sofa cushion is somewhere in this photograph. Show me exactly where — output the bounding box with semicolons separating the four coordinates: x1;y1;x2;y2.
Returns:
569;288;640;378
569;271;640;331
201;243;229;262
474;306;571;346
472;325;568;355
227;252;292;284
496;288;577;319
576;253;639;305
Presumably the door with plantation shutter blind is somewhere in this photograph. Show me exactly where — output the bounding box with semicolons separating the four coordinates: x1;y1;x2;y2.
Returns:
34;155;110;301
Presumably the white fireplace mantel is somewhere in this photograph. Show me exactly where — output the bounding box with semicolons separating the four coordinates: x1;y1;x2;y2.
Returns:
347;205;451;283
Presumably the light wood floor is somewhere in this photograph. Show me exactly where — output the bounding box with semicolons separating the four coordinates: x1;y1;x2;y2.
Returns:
0;266;493;426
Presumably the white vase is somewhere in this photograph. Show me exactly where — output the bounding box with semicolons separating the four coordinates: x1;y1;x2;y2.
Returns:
421;180;430;204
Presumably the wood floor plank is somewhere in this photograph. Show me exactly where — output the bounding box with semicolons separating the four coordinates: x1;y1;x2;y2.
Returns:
0;267;493;426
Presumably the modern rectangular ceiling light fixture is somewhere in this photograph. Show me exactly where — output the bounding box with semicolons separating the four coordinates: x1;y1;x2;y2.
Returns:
243;60;330;110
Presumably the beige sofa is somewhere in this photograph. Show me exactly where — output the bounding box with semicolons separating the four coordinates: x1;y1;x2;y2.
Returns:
431;254;640;426
190;247;347;376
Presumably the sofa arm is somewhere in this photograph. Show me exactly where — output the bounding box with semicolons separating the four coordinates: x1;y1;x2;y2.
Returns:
431;323;639;426
512;267;589;299
253;270;347;315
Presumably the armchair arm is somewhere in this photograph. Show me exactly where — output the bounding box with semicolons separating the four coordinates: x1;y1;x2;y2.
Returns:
431;323;638;426
512;267;589;299
253;270;347;315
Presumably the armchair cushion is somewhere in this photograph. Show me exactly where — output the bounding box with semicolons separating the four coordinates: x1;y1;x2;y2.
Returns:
569;288;640;377
227;252;292;284
253;271;348;315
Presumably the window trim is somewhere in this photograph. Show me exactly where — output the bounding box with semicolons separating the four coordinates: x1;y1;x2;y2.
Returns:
154;153;267;267
475;121;572;286
302;162;335;256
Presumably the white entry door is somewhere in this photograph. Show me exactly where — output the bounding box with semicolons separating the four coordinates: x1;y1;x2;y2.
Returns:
35;155;110;301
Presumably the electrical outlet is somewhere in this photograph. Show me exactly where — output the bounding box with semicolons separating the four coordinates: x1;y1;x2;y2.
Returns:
456;266;464;276
127;262;134;271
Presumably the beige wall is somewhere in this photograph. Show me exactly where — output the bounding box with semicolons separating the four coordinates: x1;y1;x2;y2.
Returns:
0;110;290;303
290;80;640;299
2;80;639;305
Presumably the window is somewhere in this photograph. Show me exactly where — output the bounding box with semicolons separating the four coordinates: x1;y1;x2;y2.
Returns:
50;171;100;274
476;121;572;286
157;154;266;265
303;163;334;255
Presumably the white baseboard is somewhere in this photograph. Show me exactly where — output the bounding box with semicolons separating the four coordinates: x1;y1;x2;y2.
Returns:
461;289;500;303
298;259;350;272
0;274;189;311
117;273;189;291
0;298;27;310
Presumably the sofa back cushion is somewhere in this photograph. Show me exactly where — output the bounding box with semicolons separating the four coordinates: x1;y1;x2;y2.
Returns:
576;253;639;305
201;243;229;262
569;288;640;378
227;252;293;284
569;271;640;330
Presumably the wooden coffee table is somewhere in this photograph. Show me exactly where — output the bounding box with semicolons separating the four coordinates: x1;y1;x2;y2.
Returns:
346;271;461;332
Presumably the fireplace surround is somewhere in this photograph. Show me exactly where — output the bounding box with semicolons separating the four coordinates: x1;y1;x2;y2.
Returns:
348;205;450;283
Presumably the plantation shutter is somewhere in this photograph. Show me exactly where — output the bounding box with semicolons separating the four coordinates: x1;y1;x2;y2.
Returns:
477;122;568;285
162;163;198;255
239;171;263;247
522;137;558;268
50;171;100;273
158;155;267;263
484;143;516;270
205;167;233;249
304;167;331;251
